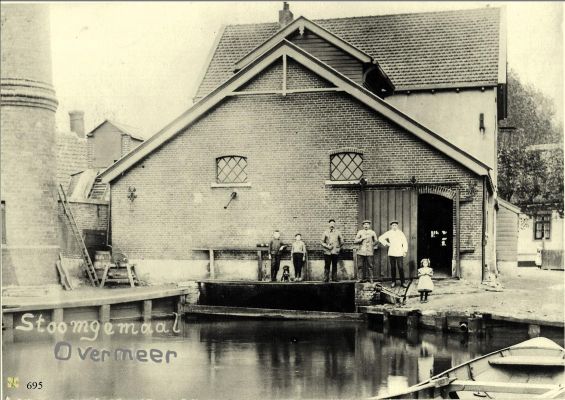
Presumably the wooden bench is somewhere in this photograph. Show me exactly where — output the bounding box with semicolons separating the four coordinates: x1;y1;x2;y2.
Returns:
193;246;269;280
489;356;565;367
193;246;314;281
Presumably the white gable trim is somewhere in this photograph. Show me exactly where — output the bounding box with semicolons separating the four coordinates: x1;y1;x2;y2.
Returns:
234;16;372;71
498;6;507;84
498;198;521;214
99;40;489;183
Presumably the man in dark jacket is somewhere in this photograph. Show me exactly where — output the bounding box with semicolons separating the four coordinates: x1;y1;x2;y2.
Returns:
321;219;344;282
269;230;287;281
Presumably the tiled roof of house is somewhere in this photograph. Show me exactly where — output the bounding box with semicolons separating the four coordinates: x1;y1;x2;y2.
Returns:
196;7;501;98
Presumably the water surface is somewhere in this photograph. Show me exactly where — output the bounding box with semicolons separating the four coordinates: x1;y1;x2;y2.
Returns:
3;317;563;399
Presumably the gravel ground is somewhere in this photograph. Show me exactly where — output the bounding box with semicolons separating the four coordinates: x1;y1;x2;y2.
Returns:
402;267;564;323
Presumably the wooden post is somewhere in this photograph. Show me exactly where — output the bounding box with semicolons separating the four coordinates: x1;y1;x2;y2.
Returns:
52;308;64;323
407;314;420;329
353;248;358;280
52;308;65;341
468;317;483;335
282;54;287;96
434;314;447;332
528;324;541;338
2;312;14;342
209;248;215;280
257;250;263;281
99;304;110;323
455;188;461;278
2;312;14;329
143;300;152;322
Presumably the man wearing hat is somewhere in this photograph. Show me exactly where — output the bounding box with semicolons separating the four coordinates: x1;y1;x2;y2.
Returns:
354;220;378;283
379;220;409;288
320;219;344;282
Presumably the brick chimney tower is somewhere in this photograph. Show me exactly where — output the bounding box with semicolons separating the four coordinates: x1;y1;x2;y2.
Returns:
1;4;60;285
279;2;293;27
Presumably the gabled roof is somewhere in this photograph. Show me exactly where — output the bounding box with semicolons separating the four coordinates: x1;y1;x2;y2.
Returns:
498;198;521;214
87;119;144;141
195;7;503;99
234;16;373;70
99;40;489;184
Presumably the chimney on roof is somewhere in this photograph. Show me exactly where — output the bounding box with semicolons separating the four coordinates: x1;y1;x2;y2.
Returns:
279;2;293;27
69;110;85;138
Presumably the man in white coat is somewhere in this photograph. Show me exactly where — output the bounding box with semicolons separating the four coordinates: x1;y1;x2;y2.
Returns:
378;220;408;288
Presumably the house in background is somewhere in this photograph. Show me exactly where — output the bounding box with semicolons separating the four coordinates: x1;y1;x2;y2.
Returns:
517;202;564;270
55;112;144;282
496;198;520;270
87;119;144;169
515;143;564;270
99;4;506;284
58;114;144;201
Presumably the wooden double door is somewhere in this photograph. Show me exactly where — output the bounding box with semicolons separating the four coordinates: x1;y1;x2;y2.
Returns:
358;188;418;279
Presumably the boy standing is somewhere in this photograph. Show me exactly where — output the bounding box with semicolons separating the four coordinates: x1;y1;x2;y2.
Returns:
354;220;378;283
291;233;307;281
378;220;408;288
269;230;286;282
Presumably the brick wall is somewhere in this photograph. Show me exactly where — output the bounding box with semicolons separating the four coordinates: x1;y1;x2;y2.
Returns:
286;59;333;90
110;86;484;278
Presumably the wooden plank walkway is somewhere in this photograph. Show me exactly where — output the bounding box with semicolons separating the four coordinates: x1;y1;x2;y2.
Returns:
183;304;363;320
2;285;189;312
360;305;565;328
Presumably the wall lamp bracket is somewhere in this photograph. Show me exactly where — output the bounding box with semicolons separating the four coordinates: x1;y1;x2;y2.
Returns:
479;113;486;134
224;191;237;209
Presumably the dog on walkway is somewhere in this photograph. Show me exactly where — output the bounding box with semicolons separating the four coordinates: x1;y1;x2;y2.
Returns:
281;265;291;282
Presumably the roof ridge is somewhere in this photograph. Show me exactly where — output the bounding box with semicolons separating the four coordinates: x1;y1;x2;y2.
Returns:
312;6;499;22
222;6;499;28
224;20;278;28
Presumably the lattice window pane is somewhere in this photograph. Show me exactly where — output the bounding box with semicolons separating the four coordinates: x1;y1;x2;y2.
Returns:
217;156;247;183
534;215;551;240
330;153;363;181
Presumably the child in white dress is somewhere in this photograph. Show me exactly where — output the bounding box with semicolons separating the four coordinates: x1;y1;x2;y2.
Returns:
417;258;434;303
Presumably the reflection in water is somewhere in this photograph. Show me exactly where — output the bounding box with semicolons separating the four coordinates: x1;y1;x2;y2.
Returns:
2;318;563;399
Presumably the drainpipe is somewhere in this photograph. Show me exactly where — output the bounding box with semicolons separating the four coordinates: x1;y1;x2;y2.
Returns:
482;177;487;281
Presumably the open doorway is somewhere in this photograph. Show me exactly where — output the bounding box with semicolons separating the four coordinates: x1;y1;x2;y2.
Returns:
418;194;453;277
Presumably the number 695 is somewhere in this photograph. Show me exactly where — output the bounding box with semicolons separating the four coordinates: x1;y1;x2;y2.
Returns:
26;381;43;389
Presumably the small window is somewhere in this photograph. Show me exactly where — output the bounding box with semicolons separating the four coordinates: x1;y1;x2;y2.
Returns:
1;201;5;244
330;152;363;181
216;156;248;183
534;214;551;240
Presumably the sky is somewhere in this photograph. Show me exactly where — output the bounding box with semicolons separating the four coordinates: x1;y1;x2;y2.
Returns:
48;1;563;138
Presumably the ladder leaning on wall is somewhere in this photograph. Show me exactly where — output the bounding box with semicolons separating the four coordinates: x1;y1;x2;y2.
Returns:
57;183;100;287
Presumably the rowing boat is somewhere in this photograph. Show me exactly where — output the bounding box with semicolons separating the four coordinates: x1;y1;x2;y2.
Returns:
373;337;565;399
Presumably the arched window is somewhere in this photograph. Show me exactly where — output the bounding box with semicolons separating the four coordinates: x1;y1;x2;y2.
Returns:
330;152;363;181
216;156;248;183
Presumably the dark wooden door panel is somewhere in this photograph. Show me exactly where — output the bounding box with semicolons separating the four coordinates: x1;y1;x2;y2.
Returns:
358;189;418;279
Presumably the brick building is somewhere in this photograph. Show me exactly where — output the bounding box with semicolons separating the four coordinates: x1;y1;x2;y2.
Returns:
99;5;506;283
54;114;143;281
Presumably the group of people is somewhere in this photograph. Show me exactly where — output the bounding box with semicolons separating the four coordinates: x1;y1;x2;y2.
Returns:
268;219;434;301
